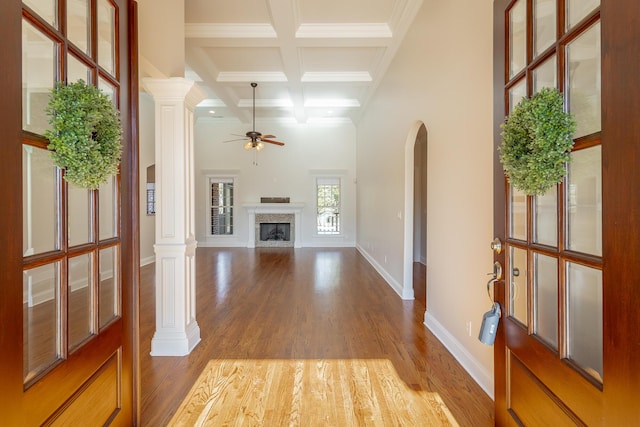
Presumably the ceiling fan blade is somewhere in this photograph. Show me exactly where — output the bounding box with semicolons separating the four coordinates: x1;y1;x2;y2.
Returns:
262;134;276;139
221;138;247;143
261;138;285;146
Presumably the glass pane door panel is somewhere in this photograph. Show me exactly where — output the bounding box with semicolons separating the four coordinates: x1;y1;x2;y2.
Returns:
99;246;119;328
533;55;557;93
567;22;601;138
22;20;56;135
23;145;59;256
23;262;61;383
97;0;116;76
566;0;600;30
99;175;117;240
509;247;528;326
23;0;57;28
509;0;527;78
534;253;558;348
534;185;557;246
67;0;90;54
67;53;90;84
534;0;556;57
509;186;527;240
99;76;116;104
509;79;527;113
567;146;602;255
68;183;92;246
567;262;603;382
68;253;93;350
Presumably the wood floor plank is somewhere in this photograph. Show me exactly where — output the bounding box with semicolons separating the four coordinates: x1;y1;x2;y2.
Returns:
140;248;493;426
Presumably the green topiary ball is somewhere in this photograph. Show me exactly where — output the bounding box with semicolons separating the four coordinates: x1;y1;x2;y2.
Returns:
45;80;122;189
499;87;576;196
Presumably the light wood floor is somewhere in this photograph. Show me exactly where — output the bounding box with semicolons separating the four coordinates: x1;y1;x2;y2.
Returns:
140;247;494;426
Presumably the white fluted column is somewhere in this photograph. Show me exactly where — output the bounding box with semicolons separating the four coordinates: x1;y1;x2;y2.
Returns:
143;78;205;356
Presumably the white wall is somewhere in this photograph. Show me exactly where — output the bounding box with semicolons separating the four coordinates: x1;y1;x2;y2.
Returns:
194;119;357;248
139;92;156;265
356;0;495;396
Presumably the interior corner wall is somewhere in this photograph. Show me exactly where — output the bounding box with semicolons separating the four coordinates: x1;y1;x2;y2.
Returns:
356;0;495;395
193;120;356;248
139;92;156;265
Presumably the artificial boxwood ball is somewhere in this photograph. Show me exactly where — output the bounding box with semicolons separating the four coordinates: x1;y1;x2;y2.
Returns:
499;87;576;196
45;80;122;189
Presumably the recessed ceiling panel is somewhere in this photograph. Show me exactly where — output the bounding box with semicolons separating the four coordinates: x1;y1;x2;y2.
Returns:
297;0;396;23
185;0;272;24
301;47;381;72
202;47;283;72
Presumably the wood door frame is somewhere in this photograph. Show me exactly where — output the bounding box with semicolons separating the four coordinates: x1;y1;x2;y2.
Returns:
0;1;26;422
0;0;139;423
493;0;640;424
600;0;640;423
492;2;508;423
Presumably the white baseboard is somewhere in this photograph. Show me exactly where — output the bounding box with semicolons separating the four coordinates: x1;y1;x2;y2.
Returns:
424;311;494;400
141;255;156;267
356;245;408;299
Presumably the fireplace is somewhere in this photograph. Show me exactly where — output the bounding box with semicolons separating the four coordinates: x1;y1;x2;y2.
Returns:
243;203;305;248
260;223;291;242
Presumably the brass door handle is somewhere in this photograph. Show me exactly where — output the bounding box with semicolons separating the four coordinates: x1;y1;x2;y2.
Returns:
490;237;503;254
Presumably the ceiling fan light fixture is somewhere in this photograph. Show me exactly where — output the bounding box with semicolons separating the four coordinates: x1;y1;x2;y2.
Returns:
256;141;265;151
243;141;253;150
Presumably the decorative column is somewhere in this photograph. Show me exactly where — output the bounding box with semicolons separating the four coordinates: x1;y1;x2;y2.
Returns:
143;78;205;356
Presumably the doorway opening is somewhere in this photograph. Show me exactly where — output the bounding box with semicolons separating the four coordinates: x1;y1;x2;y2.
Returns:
403;121;427;304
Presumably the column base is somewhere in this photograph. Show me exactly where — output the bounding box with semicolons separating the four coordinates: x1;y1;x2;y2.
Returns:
150;321;201;356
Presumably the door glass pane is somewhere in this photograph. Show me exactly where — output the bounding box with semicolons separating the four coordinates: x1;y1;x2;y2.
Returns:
534;185;557;246
567;262;603;382
98;0;116;76
99;175;117;240
67;0;90;54
22;19;56;135
23;145;59;256
509;186;527;240
566;0;599;30
534;253;558;348
509;79;527;113
68;253;93;350
99;246;119;328
567;146;602;256
23;262;61;383
23;0;58;28
532;55;557;93
99;76;116;104
534;0;556;57
567;22;601;138
68;183;92;246
67;53;90;84
509;0;527;78
509;247;528;326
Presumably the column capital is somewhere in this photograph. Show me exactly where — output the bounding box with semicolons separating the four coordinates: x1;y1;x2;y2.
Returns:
142;77;206;110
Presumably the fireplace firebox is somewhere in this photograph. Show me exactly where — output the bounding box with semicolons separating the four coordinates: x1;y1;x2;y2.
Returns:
260;223;291;241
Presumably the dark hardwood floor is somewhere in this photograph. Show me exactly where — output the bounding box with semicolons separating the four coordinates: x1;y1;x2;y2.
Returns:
140;247;493;426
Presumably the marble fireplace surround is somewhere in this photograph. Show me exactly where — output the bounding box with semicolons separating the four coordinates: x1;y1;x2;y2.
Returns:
243;203;305;248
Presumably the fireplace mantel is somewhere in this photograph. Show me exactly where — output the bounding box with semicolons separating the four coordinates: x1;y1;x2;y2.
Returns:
243;203;305;248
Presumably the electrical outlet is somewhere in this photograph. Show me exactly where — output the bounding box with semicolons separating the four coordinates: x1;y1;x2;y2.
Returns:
466;321;473;337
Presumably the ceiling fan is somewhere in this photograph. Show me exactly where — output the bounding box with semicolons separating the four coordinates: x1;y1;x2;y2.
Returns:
224;82;285;151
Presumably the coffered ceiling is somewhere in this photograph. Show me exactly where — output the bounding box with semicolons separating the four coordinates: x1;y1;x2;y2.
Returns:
184;0;424;125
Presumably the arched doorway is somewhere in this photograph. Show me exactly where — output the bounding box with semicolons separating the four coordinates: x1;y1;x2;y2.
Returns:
402;122;427;303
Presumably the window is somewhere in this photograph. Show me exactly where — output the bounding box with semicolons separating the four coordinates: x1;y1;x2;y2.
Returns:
316;177;340;234
210;178;234;235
